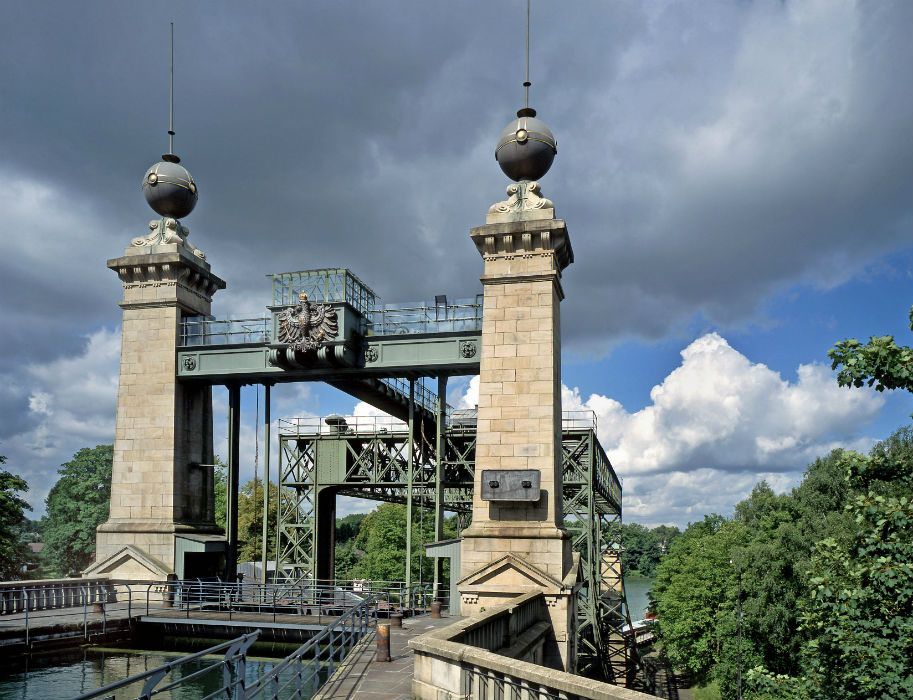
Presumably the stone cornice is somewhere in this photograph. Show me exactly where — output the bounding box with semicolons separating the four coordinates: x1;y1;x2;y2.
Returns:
108;250;226;309
470;219;573;272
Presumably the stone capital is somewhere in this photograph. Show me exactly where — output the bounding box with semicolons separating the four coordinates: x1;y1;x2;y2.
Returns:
108;248;226;316
470;219;573;273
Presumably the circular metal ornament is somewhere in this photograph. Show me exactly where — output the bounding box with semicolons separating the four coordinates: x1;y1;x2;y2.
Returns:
142;157;199;219
495;109;557;182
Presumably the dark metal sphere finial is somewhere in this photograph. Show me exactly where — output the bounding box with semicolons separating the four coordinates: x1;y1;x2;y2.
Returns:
142;156;198;219
495;108;557;182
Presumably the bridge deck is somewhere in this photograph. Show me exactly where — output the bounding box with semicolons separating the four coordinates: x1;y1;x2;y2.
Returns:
314;613;457;700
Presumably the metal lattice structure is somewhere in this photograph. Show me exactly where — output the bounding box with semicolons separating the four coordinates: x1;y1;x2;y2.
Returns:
274;411;632;683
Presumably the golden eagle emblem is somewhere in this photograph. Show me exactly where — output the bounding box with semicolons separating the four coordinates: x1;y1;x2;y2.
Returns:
277;292;339;352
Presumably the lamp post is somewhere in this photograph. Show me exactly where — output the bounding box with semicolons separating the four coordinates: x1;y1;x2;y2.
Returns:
730;558;743;700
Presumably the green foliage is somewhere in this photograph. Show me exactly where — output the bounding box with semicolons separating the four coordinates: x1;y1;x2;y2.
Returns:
214;461;227;531
652;433;913;700
236;478;283;563
744;667;808;700
652;514;748;681
335;513;366;544
828;306;913;393
351;503;436;582
0;456;32;580
614;522;681;577
42;445;112;577
801;434;913;699
692;682;723;700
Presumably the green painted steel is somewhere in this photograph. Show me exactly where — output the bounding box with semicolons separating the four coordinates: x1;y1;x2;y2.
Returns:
273;414;631;683
176;333;481;381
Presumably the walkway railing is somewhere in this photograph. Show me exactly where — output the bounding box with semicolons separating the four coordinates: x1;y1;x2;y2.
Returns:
180;316;272;346
72;631;261;700
244;598;373;698
70;596;374;699
0;579;134;646
368;297;484;336
0;579;386;648
279;409;598;436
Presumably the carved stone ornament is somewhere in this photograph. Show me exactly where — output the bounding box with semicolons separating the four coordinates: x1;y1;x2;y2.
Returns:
277;292;339;352
182;356;197;371
131;217;206;260
459;340;478;359
364;345;379;363
488;181;554;217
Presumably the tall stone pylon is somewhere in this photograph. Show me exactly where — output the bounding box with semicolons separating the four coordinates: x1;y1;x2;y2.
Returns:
457;159;579;668
87;150;227;580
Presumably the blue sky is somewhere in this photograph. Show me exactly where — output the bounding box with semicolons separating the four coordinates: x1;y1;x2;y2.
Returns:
0;0;910;527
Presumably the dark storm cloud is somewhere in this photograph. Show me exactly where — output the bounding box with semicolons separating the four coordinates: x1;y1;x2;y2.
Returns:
0;1;910;512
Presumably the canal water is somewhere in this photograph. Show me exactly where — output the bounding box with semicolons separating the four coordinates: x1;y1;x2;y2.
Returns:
0;645;326;699
624;574;653;621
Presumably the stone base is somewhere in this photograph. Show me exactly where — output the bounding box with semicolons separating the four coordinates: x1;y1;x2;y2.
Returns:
457;552;581;671
460;523;573;583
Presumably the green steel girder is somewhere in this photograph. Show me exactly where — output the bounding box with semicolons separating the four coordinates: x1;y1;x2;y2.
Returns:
275;421;631;684
176;332;481;383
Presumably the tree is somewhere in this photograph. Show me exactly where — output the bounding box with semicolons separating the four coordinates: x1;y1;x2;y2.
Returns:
42;445;112;577
236;478;284;563
801;431;913;700
652;514;748;681
352;503;436;583
214;461;227;531
829;306;913;393
0;456;31;580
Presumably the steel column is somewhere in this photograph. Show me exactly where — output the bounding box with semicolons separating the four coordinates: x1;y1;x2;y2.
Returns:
261;383;271;584
226;384;241;581
433;375;447;601
405;379;415;609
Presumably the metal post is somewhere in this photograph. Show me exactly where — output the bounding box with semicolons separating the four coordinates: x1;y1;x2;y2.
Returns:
273;437;284;585
261;383;272;586
226;384;241;582
434;375;447;602
737;568;743;700
376;623;391;662
405;379;415;611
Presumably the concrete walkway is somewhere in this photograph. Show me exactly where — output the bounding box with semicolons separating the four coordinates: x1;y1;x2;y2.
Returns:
314;614;458;700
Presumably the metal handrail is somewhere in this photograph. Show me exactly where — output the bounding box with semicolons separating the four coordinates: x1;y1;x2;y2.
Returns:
244;596;374;698
180;316;271;346
72;631;260;700
368;298;484;336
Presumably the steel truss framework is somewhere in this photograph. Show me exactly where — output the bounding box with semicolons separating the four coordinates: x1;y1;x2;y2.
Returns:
275;419;633;683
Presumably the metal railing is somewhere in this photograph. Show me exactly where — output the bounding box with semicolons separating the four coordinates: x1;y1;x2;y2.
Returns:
73;631;261;700
0;579;134;647
278;410;597;436
368;296;483;336
0;579;387;648
270;268;378;314
181;316;272;346
244;597;373;698
70;594;375;700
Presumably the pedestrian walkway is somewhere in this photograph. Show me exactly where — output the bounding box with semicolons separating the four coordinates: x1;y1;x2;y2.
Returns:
314;614;458;700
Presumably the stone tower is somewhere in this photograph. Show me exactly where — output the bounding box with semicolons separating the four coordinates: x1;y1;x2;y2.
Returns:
87;149;227;580
457;109;579;671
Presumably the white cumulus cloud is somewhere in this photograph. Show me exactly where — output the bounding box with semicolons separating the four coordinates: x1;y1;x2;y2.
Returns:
455;332;884;525
564;333;882;475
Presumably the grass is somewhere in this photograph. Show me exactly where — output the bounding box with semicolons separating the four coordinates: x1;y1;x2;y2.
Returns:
692;681;722;700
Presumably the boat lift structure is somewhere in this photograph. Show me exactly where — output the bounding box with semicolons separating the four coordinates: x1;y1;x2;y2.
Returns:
174;268;633;682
